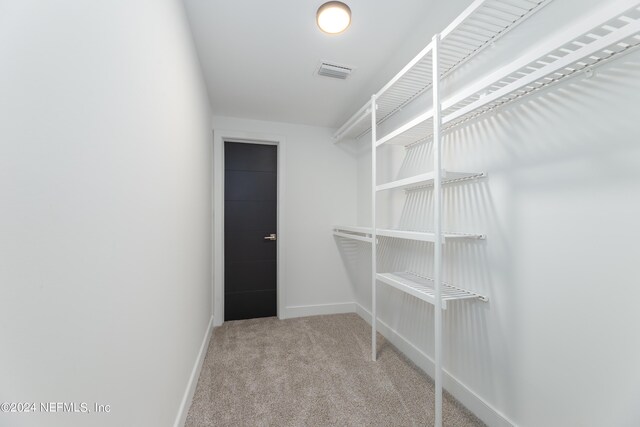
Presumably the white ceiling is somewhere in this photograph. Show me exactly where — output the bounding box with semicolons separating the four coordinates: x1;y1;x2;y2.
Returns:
183;0;471;128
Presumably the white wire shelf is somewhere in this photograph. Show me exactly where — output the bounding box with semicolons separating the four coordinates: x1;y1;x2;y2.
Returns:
376;170;485;192
376;271;488;309
333;231;373;243
442;1;640;129
333;226;485;243
333;225;373;243
371;1;640;148
333;0;553;142
376;109;434;147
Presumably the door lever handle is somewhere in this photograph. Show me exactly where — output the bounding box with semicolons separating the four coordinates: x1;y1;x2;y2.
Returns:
264;233;277;241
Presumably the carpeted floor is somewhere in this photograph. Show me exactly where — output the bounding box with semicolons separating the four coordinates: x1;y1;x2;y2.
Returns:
185;313;485;427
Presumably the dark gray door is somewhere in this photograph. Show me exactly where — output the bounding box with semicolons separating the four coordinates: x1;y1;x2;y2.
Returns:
224;142;277;321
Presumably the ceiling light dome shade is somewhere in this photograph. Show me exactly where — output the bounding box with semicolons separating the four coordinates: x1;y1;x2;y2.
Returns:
317;1;351;34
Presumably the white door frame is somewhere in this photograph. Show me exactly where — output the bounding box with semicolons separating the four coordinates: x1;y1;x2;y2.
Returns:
212;129;286;326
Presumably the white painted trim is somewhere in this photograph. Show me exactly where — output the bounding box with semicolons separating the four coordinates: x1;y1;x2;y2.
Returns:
285;302;356;319
276;137;286;321
212;131;223;327
354;304;516;427
173;315;214;427
210;131;215;323
212;129;286;326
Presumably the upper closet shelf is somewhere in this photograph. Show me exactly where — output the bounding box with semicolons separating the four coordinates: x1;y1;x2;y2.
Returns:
333;225;485;243
366;1;640;148
333;0;553;142
376;170;485;192
376;272;488;309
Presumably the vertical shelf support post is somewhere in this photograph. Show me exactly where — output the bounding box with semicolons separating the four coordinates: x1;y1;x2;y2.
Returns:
432;33;443;427
371;94;378;362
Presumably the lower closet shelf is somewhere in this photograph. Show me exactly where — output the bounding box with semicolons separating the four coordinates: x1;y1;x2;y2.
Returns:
376;272;488;309
333;230;372;243
333;225;485;243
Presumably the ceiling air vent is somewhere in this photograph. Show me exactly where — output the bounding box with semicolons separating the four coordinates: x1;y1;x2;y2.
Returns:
318;62;352;79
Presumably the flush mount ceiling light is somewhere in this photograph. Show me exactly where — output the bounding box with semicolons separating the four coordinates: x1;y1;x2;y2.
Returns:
316;1;351;34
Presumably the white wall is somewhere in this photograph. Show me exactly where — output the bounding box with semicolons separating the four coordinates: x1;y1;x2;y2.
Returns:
0;1;212;427
211;116;358;322
350;0;640;426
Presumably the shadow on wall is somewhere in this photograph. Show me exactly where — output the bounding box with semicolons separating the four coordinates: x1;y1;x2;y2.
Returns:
334;237;371;307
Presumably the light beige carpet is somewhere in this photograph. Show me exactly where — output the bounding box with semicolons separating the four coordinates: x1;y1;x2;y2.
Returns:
185;313;485;427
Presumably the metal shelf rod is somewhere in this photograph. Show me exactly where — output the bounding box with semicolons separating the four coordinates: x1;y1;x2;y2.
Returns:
432;33;444;427
371;94;378;362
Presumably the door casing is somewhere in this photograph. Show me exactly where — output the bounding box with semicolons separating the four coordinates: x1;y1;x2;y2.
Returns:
212;130;286;326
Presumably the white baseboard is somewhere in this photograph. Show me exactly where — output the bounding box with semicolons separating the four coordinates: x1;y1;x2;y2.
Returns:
355;304;516;427
284;302;356;319
213;310;223;327
173;315;214;427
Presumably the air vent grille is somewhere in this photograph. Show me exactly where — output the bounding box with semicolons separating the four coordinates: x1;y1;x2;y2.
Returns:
318;62;352;79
